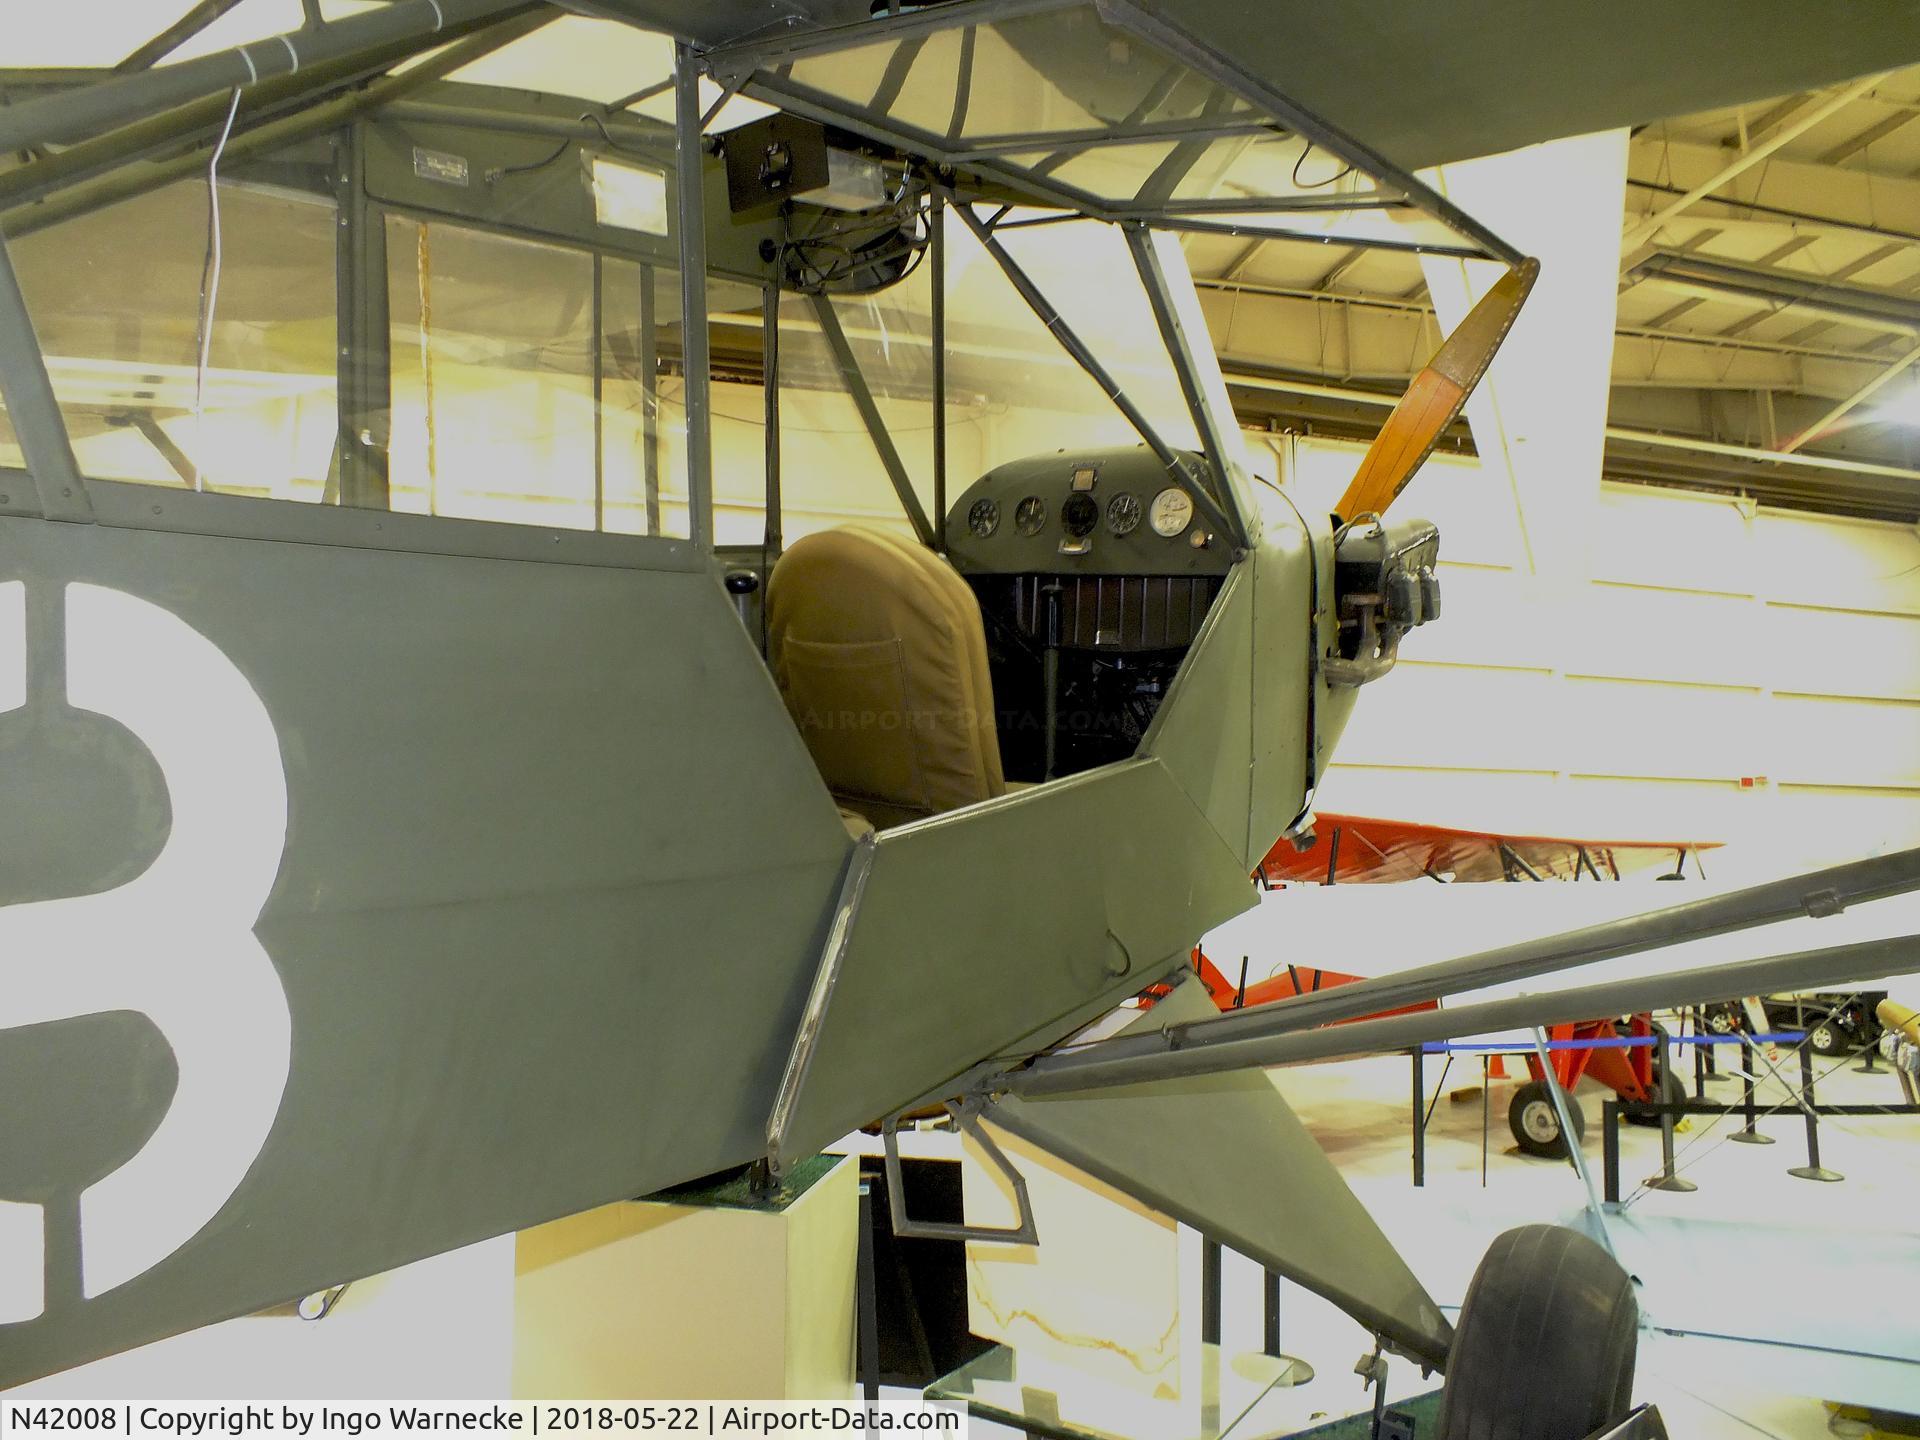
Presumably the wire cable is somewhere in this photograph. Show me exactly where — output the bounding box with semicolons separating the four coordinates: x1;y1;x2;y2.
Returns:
192;87;243;493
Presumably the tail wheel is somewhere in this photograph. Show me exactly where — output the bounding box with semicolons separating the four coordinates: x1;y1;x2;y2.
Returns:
1435;1225;1638;1440
1508;1080;1585;1158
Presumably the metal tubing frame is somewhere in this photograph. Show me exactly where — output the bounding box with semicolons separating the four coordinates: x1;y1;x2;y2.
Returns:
0;22;485;213
0;233;89;522
1091;0;1518;264
1532;1025;1617;1256
5;9;558;241
806;291;937;548
1020;846;1920;1086
949;196;1239;543
639;262;662;537
1008;929;1920;1096
673;41;713;550
592;251;605;529
1124;220;1245;543
929;193;948;547
704;0;1512;263
332;120;392;510
115;0;252;74
762;278;783;558
378;98;670;148
766;833;875;1175
0;0;530;155
882;1101;1039;1245
705;0;1077;71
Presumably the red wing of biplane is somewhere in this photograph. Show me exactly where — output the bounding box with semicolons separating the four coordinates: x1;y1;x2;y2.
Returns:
1261;813;1717;887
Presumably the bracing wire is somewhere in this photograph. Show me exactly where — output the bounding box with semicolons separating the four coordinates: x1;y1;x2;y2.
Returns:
191;87;243;492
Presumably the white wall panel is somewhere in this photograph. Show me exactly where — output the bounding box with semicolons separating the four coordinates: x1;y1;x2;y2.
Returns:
1278;433;1920;868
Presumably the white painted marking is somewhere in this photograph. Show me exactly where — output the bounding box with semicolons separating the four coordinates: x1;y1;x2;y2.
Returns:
0;584;292;1314
0;1203;43;1324
0;581;22;713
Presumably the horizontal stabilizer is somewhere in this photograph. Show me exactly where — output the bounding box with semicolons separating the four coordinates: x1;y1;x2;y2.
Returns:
983;979;1453;1368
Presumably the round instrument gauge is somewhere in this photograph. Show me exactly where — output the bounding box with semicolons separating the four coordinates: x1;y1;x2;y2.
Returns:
967;497;1000;539
1106;492;1142;537
1013;495;1047;537
1061;492;1099;540
1150;486;1194;537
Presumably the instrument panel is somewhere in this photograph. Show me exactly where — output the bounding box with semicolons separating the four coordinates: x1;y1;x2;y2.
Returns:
943;445;1233;579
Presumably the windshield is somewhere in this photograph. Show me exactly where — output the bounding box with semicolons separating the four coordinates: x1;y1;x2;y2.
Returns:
770;205;1214;544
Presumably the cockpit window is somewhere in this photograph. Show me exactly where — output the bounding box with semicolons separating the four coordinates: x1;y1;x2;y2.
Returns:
953;213;1203;467
3;178;339;499
1;17;713;538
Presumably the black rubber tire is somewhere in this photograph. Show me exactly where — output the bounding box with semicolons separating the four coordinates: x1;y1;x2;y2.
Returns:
1625;1069;1686;1129
1508;1080;1586;1158
1435;1224;1638;1440
1809;1020;1846;1056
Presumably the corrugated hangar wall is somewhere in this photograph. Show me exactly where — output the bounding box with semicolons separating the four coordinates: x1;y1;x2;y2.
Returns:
1262;432;1920;878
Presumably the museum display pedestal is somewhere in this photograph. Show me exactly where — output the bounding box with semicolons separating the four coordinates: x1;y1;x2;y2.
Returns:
512;1154;857;1399
929;1341;1308;1440
958;1119;1307;1435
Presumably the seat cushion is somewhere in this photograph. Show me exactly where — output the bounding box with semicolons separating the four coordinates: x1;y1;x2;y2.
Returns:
768;528;1004;824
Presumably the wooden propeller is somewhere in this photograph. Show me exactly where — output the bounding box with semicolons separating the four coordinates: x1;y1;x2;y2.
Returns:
1333;256;1539;520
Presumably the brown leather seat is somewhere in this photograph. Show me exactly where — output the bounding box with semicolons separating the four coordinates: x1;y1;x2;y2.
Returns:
767;527;1005;830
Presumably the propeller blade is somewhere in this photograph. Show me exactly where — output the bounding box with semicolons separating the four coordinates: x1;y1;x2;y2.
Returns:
1334;255;1539;520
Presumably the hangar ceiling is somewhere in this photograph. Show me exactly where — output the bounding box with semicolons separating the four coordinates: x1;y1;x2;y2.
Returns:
1191;68;1920;522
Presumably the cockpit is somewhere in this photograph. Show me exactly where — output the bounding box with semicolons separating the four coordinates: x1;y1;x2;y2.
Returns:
1;0;1461;845
763;442;1236;835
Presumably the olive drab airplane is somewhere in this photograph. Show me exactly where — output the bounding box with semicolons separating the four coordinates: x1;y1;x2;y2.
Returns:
4;1;1920;1431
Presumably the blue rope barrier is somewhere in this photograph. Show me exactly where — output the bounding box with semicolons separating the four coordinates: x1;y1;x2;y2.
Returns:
1420;1032;1806;1054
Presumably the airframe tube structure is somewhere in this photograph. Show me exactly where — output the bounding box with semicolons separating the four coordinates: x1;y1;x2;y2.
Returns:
0;0;529;155
1006;845;1920;1095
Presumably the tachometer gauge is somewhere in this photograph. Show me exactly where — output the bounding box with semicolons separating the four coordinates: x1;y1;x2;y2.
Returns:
1107;492;1142;537
1150;486;1193;537
967;497;1000;538
1061;492;1099;539
1014;495;1047;536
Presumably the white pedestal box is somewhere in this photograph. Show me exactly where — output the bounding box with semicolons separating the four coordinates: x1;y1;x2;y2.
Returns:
512;1154;857;1400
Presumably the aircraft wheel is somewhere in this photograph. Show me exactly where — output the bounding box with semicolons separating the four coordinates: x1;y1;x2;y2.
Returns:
1435;1224;1637;1440
1508;1080;1584;1158
1624;1069;1686;1128
1809;1019;1846;1056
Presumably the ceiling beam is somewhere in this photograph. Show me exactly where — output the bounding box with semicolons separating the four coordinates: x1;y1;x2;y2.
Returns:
1310;246;1365;290
1818;106;1920;165
1624;177;1920;250
1631;249;1920;335
1718;92;1823;149
1219;237;1265;282
1781;339;1920;451
1197;276;1905;362
1623;75;1887;251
